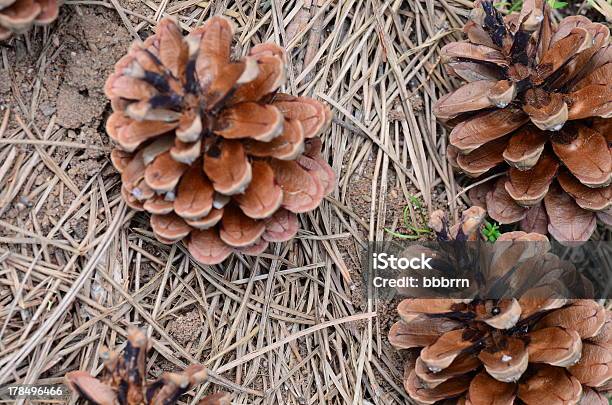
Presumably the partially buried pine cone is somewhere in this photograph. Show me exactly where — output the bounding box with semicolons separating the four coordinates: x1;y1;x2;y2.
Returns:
434;0;611;242
0;0;60;40
105;17;335;264
65;328;230;405
388;208;612;404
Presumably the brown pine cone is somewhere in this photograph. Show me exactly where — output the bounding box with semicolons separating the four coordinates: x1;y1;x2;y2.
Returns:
0;0;59;40
434;0;611;242
65;328;230;405
105;17;335;264
389;208;612;404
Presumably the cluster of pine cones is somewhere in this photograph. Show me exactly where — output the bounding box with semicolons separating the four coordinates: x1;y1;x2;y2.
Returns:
0;0;60;40
435;0;611;242
57;1;610;403
387;2;612;402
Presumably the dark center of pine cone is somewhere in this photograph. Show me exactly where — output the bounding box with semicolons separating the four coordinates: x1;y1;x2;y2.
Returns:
481;2;570;111
451;300;545;356
551;122;580;144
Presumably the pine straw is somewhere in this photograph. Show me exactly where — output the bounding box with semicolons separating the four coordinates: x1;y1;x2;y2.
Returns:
0;0;607;404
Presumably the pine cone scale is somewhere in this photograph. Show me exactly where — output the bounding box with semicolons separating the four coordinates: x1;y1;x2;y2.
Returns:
518;365;583;404
502;126;546;170
567;83;612;121
218;205;265;247
203;139;251;195
0;0;40;32
536;28;592;83
269;159;325;213
456;136;508;177
420;329;477;372
272;95;332;138
544;183;597;241
527;327;582;367
235;160;283;219
389;316;461;349
433;80;497;120
185;208;223;230
243;118;305;160
479;337;529;382
173;165;214;220
415;355;481;388
214;102;284;141
261;209;299;242
551;125;611;188
538;300;606;339
467;371;515;405
33;0;57;23
558;171;611;211
449;108;529;153
229;56;285;105
441;42;508;67
505;152;559;206
522;90;568;131
65;371;117;405
487;178;528;224
151;213;191;242
405;369;471;404
146;152;187;193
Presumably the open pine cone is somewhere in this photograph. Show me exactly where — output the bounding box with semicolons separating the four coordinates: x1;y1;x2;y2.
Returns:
388;208;612;404
0;0;60;40
105;17;335;264
434;0;611;242
65;328;230;405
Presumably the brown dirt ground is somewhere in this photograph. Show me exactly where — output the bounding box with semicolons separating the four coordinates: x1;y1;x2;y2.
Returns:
2;7;130;242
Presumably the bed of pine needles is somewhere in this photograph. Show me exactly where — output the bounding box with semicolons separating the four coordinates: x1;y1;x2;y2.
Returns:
0;0;609;404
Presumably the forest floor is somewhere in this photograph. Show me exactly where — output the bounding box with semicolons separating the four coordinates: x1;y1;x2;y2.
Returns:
0;0;608;404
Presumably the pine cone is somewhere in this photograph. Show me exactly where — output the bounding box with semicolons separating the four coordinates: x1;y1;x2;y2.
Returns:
65;328;230;405
105;17;334;264
389;208;612;404
434;0;611;242
0;0;60;40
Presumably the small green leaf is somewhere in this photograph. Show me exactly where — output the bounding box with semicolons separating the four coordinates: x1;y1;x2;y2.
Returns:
403;205;410;228
547;0;568;8
482;220;502;243
509;0;524;12
386;198;433;240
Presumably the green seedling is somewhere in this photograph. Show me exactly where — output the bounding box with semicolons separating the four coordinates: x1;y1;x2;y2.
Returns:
482;220;502;243
384;197;432;240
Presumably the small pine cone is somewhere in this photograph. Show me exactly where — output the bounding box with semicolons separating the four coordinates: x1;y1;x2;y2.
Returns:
389;209;612;404
434;0;611;242
65;327;230;405
105;17;335;264
0;0;60;40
